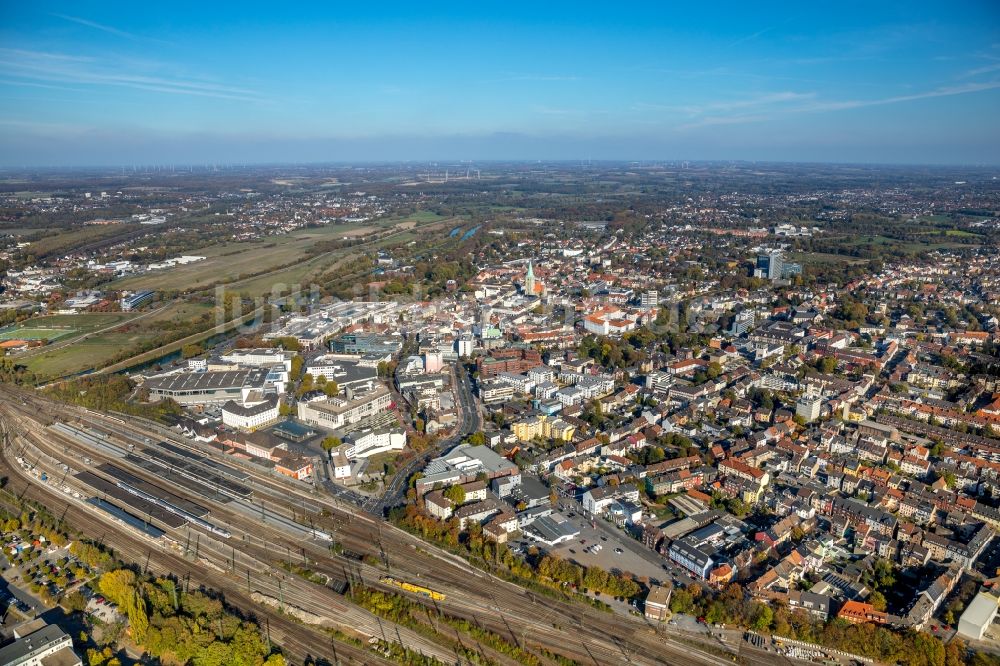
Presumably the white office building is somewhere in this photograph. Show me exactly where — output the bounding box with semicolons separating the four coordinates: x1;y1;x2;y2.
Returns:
457;335;475;357
0;624;81;666
220;348;295;372
222;396;281;432
796;393;823;423
297;386;392;430
344;427;406;459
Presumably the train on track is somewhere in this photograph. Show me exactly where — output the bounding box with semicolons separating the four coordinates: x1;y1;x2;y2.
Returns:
380;576;446;601
309;529;333;542
328;578;349;595
116;481;232;538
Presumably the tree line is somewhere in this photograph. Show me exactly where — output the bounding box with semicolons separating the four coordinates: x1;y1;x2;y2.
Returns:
669;581;985;666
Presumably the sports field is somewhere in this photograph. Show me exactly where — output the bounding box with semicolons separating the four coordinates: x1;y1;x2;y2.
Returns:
0;326;77;341
21;303;212;379
4;313;133;338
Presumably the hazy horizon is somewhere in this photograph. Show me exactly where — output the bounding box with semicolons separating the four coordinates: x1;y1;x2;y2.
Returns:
3;154;1000;171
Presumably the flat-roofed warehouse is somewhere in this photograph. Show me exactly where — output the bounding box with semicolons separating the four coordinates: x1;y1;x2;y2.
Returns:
415;443;520;494
142;369;269;406
958;591;1000;640
524;514;580;546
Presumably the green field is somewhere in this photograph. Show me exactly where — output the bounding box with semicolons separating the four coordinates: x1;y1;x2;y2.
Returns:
3;313;133;341
25;336;159;378
838;234;980;253
110;222;375;293
0;327;76;341
233;225;434;296
23;224;140;258
19;305;211;380
229;254;355;297
110;213;455;296
786;252;868;266
144;301;214;323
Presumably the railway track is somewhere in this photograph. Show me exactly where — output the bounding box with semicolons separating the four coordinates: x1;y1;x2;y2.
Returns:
8;413;490;663
0;386;733;666
0;451;388;665
0;403;463;665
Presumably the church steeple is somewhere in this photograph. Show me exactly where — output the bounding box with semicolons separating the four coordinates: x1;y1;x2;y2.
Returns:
525;260;536;295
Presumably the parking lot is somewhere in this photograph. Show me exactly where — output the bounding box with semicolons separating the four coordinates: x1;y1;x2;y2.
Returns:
3;582;43;613
504;501;710;591
86;597;122;624
0;586;35;620
1;550;45;621
0;542;97;625
544;510;669;582
554;536;661;580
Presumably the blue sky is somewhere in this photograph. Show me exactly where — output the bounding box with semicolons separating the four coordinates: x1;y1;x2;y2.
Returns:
1;2;999;165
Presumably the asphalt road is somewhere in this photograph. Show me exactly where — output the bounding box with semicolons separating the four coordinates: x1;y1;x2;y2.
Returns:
3;582;43;615
373;365;480;515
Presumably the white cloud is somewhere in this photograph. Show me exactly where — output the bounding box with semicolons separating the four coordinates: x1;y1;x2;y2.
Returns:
0;48;264;102
801;80;1000;111
676;80;1000;129
695;91;816;114
726;25;777;48
50;13;175;46
959;62;1000;78
494;74;582;83
636;91;815;117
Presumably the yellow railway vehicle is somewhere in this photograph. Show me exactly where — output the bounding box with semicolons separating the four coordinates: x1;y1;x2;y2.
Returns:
380;576;446;601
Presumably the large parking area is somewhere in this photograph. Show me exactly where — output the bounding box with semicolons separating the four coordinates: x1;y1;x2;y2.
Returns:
2;545;88;603
510;508;673;584
552;521;664;581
